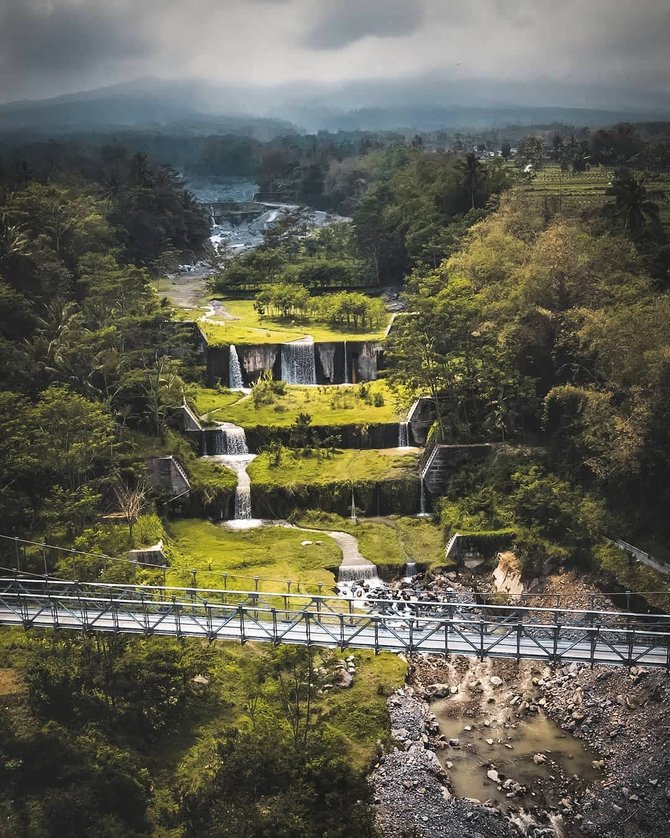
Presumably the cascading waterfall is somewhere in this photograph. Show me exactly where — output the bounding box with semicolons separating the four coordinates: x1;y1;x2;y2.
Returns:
204;451;256;522
350;486;357;520
208;423;249;456
404;560;417;579
343;341;350;384
281;338;316;385
233;459;253;519
228;345;244;389
398;421;410;448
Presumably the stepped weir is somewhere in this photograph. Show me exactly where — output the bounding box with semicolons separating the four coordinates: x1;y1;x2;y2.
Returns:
280;338;317;385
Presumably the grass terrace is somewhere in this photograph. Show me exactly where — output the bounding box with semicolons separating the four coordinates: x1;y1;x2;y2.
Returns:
165;518;341;591
518;164;670;231
190;381;404;427
297;511;448;571
183;298;392;345
248;448;418;488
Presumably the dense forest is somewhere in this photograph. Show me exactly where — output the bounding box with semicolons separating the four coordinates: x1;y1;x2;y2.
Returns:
0;123;669;835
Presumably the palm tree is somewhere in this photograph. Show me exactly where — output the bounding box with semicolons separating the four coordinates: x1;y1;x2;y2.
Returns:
603;170;662;236
458;153;484;210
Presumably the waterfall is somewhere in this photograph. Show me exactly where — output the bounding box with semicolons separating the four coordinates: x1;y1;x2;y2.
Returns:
208;423;249;456
398;421;410;448
404;560;417;579
418;477;429;516
338;564;379;582
343;341;350;384
205;452;256;522
350;486;357;520
281;338;316;385
228;345;244;389
234;465;252;519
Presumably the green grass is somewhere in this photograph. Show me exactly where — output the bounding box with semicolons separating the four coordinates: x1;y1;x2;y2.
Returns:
248;449;419;489
189;380;404;427
596;544;670;612
297;511;446;569
321;650;407;768
165;518;342;591
181;298;391;345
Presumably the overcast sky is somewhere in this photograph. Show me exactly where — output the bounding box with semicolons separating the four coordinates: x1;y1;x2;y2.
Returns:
1;0;668;111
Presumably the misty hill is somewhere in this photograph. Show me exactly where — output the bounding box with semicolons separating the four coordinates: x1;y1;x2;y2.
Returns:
0;79;294;139
1;77;667;138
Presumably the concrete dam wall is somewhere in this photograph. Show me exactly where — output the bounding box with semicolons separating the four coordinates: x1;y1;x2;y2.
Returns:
207;340;385;387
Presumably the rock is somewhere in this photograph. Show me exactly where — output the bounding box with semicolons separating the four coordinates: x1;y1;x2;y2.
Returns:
300;540;313;546
333;669;353;689
192;674;210;686
445;761;454;769
450;685;459;694
533;753;547;765
464;725;472;731
487;769;500;782
489;676;504;687
486;738;494;745
448;738;460;747
427;682;451;698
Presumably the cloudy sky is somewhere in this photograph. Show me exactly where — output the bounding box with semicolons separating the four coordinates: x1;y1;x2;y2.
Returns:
1;0;668;112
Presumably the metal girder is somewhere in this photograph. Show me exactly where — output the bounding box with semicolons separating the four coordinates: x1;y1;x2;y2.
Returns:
1;577;669;669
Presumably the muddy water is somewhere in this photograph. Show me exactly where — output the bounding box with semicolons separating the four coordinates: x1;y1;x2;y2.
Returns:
432;699;600;812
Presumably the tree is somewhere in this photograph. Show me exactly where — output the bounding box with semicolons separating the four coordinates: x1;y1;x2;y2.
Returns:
113;482;148;544
33;386;116;493
603;170;662;237
458;153;484;210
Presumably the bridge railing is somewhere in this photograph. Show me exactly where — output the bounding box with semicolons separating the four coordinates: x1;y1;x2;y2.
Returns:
2;576;670;629
1;580;669;668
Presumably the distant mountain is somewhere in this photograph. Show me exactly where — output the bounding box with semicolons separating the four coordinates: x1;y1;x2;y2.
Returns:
0;79;295;138
292;104;653;133
0;76;667;136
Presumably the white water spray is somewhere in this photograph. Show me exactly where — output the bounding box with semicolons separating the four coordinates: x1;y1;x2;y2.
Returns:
228;345;244;389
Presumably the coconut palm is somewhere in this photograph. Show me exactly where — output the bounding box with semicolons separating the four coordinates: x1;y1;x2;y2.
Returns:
458;152;485;210
603;170;662;236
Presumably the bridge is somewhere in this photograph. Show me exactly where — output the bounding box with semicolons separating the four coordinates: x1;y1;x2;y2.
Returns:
1;576;669;669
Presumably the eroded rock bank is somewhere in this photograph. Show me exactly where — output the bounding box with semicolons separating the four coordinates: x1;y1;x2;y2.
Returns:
536;663;670;838
369;564;670;838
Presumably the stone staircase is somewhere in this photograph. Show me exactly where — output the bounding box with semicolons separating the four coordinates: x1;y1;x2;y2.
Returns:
421;442;497;496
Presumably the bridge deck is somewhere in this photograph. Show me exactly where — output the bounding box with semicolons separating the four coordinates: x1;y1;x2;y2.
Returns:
0;578;668;669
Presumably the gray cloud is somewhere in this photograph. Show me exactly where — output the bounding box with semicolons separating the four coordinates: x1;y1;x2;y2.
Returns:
0;0;667;115
302;0;425;50
0;1;149;72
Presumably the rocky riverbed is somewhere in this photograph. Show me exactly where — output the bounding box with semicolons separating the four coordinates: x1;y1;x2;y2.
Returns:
367;568;670;838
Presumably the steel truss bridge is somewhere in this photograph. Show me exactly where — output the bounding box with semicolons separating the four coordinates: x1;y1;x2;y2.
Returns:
1;577;670;669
